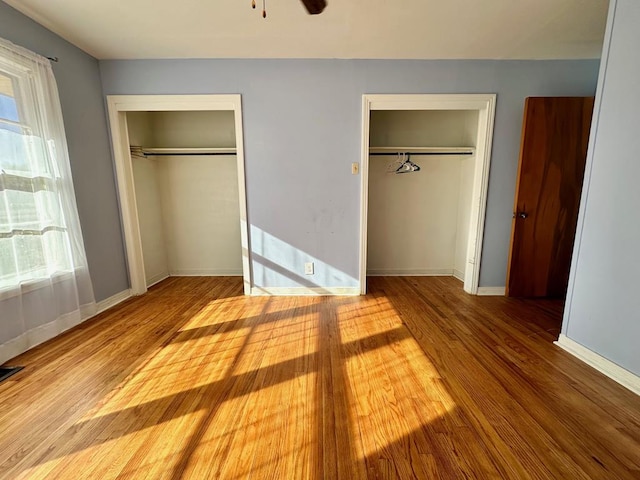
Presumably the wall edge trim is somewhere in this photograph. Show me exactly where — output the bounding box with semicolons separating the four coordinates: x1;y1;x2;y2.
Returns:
367;269;454;276
250;287;360;296
168;270;243;277
476;286;505;296
555;334;640;396
97;289;132;314
0;308;90;365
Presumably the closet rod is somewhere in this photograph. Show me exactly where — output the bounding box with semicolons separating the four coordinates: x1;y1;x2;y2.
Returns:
130;147;237;157
370;151;473;156
141;152;237;156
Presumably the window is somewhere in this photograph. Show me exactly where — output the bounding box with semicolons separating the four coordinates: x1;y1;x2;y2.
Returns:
0;45;76;290
0;37;95;363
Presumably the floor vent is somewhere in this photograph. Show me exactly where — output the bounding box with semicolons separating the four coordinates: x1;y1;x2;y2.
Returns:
0;366;24;384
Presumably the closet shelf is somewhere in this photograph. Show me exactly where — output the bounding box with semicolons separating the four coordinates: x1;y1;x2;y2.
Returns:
131;146;237;157
369;146;475;156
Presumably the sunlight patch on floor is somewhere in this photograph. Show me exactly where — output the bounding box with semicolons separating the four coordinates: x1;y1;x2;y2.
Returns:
178;296;247;329
345;337;454;459
231;311;319;376
83;331;252;417
179;373;319;479
16;409;208;480
336;297;402;344
336;303;458;461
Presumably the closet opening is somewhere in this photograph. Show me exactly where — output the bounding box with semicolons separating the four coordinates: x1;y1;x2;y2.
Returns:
107;95;251;296
359;94;496;295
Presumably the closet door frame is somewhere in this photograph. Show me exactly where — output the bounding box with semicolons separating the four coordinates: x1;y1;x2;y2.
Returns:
359;94;497;295
106;94;251;296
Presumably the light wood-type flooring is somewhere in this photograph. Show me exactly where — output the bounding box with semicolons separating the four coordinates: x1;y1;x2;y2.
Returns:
0;276;639;479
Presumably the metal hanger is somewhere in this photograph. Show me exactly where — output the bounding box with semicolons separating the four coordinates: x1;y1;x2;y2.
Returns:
390;153;421;174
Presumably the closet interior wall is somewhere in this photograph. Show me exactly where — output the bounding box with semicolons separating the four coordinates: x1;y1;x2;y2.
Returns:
127;111;241;287
367;110;479;280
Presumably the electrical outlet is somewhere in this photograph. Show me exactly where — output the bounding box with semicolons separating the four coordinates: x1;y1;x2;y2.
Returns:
352;162;359;175
304;262;314;275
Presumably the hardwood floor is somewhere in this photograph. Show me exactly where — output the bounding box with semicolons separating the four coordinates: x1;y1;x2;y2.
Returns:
0;276;638;479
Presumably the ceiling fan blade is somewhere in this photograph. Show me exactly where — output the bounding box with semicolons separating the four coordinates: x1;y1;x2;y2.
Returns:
300;0;327;15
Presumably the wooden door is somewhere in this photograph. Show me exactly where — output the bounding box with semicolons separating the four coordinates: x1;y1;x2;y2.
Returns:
506;97;594;298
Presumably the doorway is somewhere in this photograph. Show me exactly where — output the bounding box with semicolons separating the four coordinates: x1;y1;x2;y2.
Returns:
106;95;251;296
506;96;594;298
359;94;497;295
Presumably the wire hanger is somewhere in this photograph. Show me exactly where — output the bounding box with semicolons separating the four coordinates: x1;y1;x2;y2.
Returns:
388;152;421;174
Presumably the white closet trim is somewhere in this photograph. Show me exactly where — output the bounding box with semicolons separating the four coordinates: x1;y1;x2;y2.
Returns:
106;95;252;296
359;94;497;295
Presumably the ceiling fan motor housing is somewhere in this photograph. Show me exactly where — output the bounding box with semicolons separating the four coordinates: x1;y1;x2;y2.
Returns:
302;0;327;15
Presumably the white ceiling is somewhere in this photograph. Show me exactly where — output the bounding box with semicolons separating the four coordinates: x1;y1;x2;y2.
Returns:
3;0;609;60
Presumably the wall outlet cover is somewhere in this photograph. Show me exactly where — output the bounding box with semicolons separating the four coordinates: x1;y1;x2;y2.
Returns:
304;262;314;275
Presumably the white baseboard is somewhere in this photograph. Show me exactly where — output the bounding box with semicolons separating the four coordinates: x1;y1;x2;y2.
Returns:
0;290;132;365
146;272;169;288
555;334;640;396
169;269;243;276
367;268;454;277
453;269;465;282
477;286;506;296
0;309;87;365
97;289;132;314
0;335;29;365
251;286;360;296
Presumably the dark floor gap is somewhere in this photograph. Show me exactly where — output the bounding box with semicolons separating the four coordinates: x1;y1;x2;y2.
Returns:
0;366;24;384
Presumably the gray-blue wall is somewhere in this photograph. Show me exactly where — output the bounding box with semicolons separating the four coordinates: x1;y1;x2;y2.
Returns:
0;2;127;301
563;0;640;376
100;59;600;289
1;0;602;296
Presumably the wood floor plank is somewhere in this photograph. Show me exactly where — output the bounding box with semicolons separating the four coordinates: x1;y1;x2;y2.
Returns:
427;277;640;469
381;279;603;479
0;276;638;479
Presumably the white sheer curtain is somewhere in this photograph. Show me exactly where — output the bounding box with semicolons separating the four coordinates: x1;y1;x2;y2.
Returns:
0;37;96;364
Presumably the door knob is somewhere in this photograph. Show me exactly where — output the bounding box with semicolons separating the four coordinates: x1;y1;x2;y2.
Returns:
513;212;528;219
